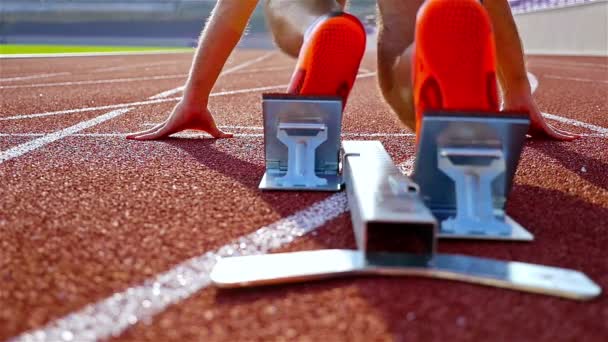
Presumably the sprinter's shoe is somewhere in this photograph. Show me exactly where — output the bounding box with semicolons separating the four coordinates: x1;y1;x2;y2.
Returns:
287;12;366;109
413;0;500;135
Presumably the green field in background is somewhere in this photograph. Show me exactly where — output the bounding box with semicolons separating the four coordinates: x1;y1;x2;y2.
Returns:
0;44;194;55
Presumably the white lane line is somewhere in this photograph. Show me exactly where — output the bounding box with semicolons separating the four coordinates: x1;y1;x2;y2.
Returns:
144;124;265;130
93;61;181;73
0;109;132;164
0;72;71;82
148;52;276;100
529;61;608;69
527;72;539;93
11;192;349;342
147;86;185;100
0;84;288;121
0;50;192;59
0;74;187;90
543;75;608;84
543;113;608;134
230;66;294;75
0;132;420;139
2;72;377;121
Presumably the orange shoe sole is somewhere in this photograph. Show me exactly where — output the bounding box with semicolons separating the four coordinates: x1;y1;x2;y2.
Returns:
288;12;366;109
413;0;500;134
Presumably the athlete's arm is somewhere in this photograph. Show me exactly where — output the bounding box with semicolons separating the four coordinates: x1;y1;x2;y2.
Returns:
483;0;578;140
127;0;259;140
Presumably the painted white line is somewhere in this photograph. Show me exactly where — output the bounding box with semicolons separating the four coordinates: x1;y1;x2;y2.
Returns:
543;113;608;134
230;66;294;75
543;75;608;84
148;86;186;100
0;50;192;59
527;72;539;93
0;84;288;121
1;71;377;121
0;132;420;139
0;74;187;90
148;52;275;100
530;60;608;69
0;72;71;82
0;109;132;164
93;61;181;73
11;192;349;342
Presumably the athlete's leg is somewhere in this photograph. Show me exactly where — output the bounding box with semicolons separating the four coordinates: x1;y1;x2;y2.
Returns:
265;0;366;107
376;0;424;131
264;0;347;58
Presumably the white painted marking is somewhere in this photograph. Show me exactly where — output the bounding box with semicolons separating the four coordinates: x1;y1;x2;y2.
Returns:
527;72;539;93
2;72;378;122
543;75;608;84
0;84;288;121
0;109;132;164
0;50;192;59
0;72;71;82
0;74;187;90
230;66;294;75
0;132;419;139
543;113;608;134
530;60;608;69
148;52;275;99
11;192;349;342
93;61;181;73
147;85;185;100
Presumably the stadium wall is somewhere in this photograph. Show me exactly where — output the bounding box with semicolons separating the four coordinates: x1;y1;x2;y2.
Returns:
513;1;608;56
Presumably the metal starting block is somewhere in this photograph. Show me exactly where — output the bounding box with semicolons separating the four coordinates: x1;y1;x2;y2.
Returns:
413;111;534;241
211;141;601;301
259;94;343;191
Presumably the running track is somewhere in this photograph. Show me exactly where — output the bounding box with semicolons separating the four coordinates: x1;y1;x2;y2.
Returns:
1;50;607;341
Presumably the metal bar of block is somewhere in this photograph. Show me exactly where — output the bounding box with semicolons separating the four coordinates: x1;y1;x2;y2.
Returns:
342;140;437;255
210;249;602;301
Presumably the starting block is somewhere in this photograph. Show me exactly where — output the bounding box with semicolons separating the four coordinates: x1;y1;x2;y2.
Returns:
211;140;601;301
413;112;533;241
259;94;343;191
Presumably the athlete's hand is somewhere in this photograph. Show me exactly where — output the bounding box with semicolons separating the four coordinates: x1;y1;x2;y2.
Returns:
126;101;233;140
503;91;579;141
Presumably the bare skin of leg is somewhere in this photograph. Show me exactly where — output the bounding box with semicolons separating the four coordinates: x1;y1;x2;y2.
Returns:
376;0;424;132
377;0;577;140
264;0;347;58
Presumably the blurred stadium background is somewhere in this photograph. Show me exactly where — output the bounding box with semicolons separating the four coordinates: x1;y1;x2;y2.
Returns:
0;0;605;52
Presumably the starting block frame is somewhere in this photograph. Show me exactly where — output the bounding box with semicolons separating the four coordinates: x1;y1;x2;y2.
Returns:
211;140;601;301
259;94;343;191
413;112;534;241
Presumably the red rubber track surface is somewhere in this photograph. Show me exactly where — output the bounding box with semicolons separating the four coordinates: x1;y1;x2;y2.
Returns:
0;50;607;341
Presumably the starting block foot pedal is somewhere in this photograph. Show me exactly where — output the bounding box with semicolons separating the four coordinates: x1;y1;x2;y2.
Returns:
413;111;533;241
259;94;343;191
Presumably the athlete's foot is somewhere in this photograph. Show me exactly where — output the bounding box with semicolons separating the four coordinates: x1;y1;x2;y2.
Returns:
287;12;366;109
413;0;499;135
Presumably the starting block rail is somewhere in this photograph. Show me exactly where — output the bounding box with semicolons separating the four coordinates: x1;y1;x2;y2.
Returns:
219;95;602;300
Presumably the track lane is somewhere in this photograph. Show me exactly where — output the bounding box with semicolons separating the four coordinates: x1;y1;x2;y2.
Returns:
2;53;607;341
